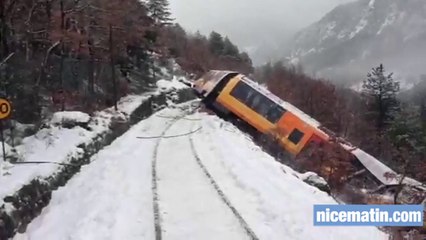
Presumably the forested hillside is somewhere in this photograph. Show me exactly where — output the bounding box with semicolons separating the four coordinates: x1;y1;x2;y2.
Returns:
0;0;252;124
255;62;426;184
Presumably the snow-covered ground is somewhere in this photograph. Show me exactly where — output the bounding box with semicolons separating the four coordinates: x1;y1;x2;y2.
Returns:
156;76;188;92
15;103;387;240
0;95;150;204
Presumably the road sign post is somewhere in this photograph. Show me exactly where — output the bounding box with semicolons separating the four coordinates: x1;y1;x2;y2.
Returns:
0;98;12;176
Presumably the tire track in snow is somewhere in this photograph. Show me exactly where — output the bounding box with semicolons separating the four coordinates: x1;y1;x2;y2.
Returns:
188;123;260;240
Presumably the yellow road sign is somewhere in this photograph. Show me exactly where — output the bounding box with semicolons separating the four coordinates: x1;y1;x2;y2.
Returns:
0;98;11;119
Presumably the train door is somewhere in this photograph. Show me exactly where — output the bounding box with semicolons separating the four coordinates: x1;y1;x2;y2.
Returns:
275;112;317;155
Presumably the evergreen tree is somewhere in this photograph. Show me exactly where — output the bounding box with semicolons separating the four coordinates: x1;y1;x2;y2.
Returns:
146;0;173;25
239;52;253;71
389;106;425;155
208;31;225;56
388;106;426;202
222;37;239;57
421;99;426;129
362;64;400;134
262;62;273;79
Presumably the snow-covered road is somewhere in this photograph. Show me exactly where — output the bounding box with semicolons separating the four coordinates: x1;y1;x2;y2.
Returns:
15;102;388;240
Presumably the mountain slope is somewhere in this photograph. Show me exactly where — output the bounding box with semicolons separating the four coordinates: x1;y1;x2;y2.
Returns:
288;0;426;85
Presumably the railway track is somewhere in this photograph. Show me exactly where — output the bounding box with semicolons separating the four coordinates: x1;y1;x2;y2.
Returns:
151;104;199;240
152;120;176;240
150;104;259;240
188;125;260;240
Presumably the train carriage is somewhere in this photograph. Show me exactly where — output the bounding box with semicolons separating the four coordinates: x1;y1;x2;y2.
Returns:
193;70;329;156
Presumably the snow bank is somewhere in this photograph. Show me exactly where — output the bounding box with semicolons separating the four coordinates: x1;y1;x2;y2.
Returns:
115;95;152;116
298;172;330;193
51;112;90;126
0;94;149;204
156;76;188;92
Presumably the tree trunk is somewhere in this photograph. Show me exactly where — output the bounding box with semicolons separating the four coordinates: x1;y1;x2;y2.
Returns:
59;0;65;111
59;42;65;111
88;42;95;96
0;0;9;58
109;24;117;110
394;153;409;204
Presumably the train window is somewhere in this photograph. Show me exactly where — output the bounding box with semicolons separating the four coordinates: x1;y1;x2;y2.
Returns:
230;81;286;123
267;106;286;123
288;128;304;145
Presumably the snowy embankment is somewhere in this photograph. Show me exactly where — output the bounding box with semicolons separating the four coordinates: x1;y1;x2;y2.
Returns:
0;77;192;239
0;95;147;203
15;104;387;240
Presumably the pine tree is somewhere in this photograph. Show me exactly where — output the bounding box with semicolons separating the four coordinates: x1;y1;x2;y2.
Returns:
208;31;225;56
222;37;239;57
389;106;424;154
261;62;273;79
146;0;173;25
362;64;400;134
387;106;425;202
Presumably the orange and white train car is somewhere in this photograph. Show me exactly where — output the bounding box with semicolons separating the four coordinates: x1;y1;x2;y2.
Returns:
193;70;330;156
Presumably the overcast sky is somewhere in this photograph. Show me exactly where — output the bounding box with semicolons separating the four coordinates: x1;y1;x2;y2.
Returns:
169;0;353;64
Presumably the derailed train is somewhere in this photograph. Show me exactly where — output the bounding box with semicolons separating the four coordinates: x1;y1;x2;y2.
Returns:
192;70;329;156
187;70;426;207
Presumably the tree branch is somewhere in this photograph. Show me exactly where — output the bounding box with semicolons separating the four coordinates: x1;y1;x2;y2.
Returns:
35;41;60;86
0;52;15;67
25;0;41;25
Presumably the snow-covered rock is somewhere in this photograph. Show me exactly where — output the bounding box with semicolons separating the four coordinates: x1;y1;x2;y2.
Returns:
156;76;188;93
51;111;91;129
299;171;331;194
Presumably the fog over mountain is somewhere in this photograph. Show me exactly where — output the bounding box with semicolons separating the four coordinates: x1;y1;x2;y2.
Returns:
169;0;352;66
288;0;426;86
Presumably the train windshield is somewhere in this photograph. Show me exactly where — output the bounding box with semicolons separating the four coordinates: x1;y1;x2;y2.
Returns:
231;81;286;123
